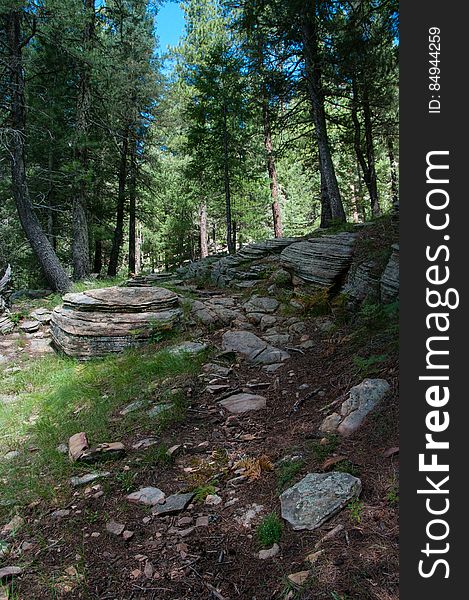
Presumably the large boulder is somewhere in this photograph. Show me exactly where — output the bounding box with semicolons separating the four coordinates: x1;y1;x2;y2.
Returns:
280;472;362;531
280;232;357;288
50;287;181;358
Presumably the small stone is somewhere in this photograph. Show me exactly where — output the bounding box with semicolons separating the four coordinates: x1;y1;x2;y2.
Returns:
123;530;134;540
68;432;89;461
144;561;154;579
70;472;110;487
126;487;165;506
91;532;100;538
147;403;173;418
51;509;70;519
167;444;182;457
205;494;222;506
288;571;310;587
195;516;209;527
258;543;280;560
178;517;193;527
132;438;158;450
169;342;208;355
19;319;40;333
219;393;266;414
3;451;19;461
56;444;68;454
130;569;142;580
319;413;342;434
120;400;145;416
152;492;194;516
106;521;125;536
306;550;324;565
79;442;125;462
0;566;22;581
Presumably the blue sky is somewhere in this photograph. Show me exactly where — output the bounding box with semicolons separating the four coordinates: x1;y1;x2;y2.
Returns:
156;1;186;51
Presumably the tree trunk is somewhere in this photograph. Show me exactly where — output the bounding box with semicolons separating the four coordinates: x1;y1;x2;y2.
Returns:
93;239;103;274
363;93;380;217
222;101;235;254
262;99;283;238
351;82;380;218
128;135;137;275
108;131;128;276
386;135;399;212
5;10;70;293
72;0;95;280
199;201;208;258
319;171;332;228
302;7;345;225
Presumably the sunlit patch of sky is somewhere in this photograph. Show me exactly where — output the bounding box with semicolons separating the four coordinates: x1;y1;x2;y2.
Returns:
156;1;185;53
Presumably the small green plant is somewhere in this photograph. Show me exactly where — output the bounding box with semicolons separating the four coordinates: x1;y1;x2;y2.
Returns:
333;459;360;477
256;512;282;548
193;484;217;502
310;434;340;461
348;497;364;524
387;486;399;507
331;592;349;600
114;470;137;493
276;459;304;492
353;353;388;377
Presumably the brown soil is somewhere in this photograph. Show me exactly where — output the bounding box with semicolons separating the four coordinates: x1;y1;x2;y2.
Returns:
6;299;399;600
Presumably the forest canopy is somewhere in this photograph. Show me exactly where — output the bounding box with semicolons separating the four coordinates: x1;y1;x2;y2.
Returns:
0;0;399;291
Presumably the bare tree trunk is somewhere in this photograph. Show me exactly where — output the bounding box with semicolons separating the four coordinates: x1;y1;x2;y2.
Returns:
262;99;283;238
72;0;95;280
363;93;380;217
222;101;235;254
93;239;103;274
128;135;137;275
108;131;128;276
302;6;345;226
319;172;332;228
386;135;399;212
351;82;380;218
199;201;208;258
5;10;70;293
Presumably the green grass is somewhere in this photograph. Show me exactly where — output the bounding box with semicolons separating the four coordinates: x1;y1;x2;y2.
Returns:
332;459;361;477
309;434;340;462
256;512;283;547
193;484;217;502
276;459;304;492
0;346;207;517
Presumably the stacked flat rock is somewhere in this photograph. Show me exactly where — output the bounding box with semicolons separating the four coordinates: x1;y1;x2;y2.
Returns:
380;244;399;304
50;286;181;358
280;232;357;288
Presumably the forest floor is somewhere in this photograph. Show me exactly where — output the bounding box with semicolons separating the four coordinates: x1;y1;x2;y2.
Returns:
0;268;399;600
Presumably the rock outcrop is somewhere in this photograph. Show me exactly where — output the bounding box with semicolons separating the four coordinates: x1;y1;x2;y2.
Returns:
280;232;357;288
380;244;399;304
51;287;181;358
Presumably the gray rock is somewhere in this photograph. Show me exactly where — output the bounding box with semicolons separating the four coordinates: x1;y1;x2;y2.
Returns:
260;315;277;330
343;260;380;305
243;296;279;314
51;287;182;359
168;341;208;355
222;330;289;365
19;320;40;333
219;393;266;414
120;400;145;416
106;521;125;536
338;378;391;436
126;487;165;506
319;413;342;434
30;308;53;324
147;403;173;418
280;232;357;288
152;492;194;516
258;543;280;560
280;472;362;531
380;244;399;304
70;472;111;487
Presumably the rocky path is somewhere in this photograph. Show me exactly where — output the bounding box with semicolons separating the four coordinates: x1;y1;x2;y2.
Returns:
0;278;399;600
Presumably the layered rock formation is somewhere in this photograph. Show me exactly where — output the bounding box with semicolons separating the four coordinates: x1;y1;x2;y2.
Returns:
280;232;357;288
50;287;181;358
